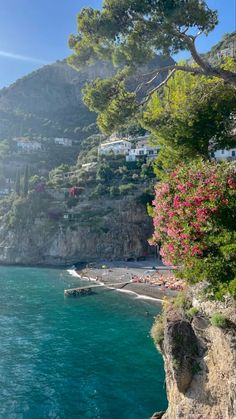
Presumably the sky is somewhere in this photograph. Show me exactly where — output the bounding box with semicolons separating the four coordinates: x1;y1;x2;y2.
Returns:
0;0;235;88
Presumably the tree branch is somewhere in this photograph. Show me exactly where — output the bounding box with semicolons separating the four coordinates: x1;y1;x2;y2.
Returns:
140;69;177;106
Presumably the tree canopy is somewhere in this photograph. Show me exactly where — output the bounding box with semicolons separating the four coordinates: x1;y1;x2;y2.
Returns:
142;59;236;175
69;1;236;134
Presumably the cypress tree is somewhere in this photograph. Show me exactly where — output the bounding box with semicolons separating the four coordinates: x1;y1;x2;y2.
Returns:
23;165;29;197
15;170;21;196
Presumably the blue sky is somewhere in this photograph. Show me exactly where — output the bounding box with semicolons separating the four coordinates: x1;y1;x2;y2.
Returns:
0;0;235;88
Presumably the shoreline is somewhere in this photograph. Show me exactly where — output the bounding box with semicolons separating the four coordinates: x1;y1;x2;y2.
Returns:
67;260;178;302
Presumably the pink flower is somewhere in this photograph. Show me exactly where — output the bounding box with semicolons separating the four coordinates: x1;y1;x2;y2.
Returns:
227;178;236;189
173;195;181;208
191;246;203;256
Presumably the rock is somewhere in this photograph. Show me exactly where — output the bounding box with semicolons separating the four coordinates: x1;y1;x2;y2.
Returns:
151;411;166;419
156;301;236;419
164;313;200;394
64;287;93;297
192;316;210;331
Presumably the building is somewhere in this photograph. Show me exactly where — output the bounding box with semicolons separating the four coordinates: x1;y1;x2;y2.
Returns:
98;138;132;155
126;145;160;162
210;148;236;161
14;138;42;153
81;162;97;171
54;138;73;147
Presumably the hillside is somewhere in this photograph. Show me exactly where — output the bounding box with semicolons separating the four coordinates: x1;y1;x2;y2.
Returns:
0;55;174;142
0;61;100;141
203;31;236;64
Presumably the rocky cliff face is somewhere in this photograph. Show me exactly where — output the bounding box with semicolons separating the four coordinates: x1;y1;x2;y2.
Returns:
152;289;236;419
0;196;154;265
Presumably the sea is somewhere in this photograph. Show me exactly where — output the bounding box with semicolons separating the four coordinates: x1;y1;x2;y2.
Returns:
0;266;167;419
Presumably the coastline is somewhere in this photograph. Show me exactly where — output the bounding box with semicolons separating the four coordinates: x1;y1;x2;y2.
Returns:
67;260;178;302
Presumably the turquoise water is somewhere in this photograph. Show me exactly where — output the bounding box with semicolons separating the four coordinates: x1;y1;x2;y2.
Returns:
0;267;167;419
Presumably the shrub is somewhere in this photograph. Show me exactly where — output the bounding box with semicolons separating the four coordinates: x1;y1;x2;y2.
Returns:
109;186;120;197
90;183;108;198
174;291;192;310
150;160;236;299
151;314;164;345
119;183;136;195
186;307;199;318
210;313;226;328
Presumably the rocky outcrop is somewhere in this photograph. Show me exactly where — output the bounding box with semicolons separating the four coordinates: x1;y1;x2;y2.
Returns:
0;196;154;265
154;294;236;419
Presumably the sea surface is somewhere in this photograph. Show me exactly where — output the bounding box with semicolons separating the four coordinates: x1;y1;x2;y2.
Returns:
0;266;167;419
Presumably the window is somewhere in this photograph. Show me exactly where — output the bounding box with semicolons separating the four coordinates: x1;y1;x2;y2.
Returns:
221;150;225;154
149;150;154;155
232;150;235;157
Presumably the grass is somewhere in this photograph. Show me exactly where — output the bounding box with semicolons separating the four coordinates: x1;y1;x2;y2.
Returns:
210;313;226;328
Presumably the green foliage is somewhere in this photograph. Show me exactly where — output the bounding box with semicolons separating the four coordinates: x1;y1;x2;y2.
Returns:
15;170;21;196
150;160;236;299
109;186;120;197
136;188;154;206
210;313;226;328
119;183;136;195
83;78;138;133
174;292;192;310
66;196;79;208
142;68;236;175
69;0;218;68
151;314;164;345
91;183;108;198
69;0;236;136
96;163;113;182
23;165;29;197
186;307;199;318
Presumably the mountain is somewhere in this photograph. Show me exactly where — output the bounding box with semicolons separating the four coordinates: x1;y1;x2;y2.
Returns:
0;56;174;142
0;61;101;141
203;31;236;64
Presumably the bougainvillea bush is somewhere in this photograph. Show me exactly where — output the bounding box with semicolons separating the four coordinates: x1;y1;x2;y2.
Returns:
150;160;236;299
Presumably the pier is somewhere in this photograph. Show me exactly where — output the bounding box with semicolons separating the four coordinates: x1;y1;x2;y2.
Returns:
64;282;130;297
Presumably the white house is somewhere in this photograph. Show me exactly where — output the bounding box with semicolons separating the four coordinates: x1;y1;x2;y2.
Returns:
81;162;97;171
15;139;42;153
98;139;132;155
54;138;73;147
126;145;160;162
210;148;236;161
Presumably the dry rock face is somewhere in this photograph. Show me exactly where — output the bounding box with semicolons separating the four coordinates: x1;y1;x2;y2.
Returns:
155;299;236;419
0;197;154;265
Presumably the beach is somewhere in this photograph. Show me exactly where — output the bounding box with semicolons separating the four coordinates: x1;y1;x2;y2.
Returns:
72;259;180;301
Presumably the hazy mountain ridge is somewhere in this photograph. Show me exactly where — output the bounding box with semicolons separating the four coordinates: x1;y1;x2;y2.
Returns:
0;56;174;142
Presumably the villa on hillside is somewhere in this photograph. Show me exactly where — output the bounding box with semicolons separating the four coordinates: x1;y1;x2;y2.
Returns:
14;138;42;153
54;138;73;147
98;133;160;161
98;134;132;155
126;136;160;162
81;162;97;171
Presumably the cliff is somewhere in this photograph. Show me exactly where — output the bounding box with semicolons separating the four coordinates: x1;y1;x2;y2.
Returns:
152;286;236;419
0;193;154;265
